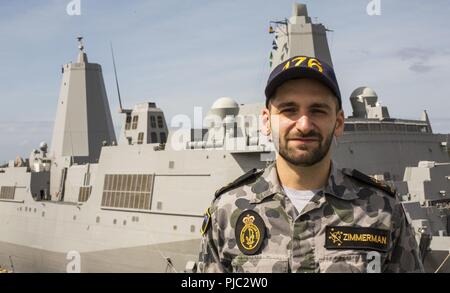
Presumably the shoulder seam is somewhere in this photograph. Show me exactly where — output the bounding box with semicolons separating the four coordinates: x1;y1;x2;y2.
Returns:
342;168;396;197
214;168;264;199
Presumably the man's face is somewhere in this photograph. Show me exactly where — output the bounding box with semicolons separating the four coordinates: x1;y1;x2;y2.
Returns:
263;78;344;167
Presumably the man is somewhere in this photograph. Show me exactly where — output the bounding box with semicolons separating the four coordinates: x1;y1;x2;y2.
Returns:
198;55;424;273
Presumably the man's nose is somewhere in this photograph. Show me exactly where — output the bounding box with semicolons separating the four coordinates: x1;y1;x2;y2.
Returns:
295;115;314;134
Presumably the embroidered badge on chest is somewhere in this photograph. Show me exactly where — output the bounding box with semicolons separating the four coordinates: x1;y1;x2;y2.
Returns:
235;210;266;255
325;226;390;252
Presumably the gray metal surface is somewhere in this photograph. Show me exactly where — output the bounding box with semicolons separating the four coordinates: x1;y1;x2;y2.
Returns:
0;3;448;273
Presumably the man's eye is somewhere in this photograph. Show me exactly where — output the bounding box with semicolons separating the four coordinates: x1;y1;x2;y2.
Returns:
311;109;327;114
280;108;296;113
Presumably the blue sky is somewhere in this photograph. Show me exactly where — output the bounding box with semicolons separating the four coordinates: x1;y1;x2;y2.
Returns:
0;0;449;162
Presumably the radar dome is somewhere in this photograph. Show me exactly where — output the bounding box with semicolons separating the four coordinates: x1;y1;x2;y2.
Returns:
350;86;381;117
350;86;378;107
211;97;239;109
208;97;239;120
350;87;378;99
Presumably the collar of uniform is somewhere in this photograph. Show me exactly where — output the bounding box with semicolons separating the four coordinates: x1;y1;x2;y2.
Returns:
249;161;359;203
249;162;284;204
323;161;359;201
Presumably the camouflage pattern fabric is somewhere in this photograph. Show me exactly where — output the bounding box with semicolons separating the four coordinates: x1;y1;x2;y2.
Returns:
198;162;424;273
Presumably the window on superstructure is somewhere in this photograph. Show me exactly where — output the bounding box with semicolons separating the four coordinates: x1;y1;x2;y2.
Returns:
125;114;132;130
137;132;144;145
157;116;164;128
132;115;139;130
150;132;157;143
150;116;156;128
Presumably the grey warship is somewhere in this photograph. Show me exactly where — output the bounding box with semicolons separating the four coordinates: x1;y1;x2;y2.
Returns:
0;3;449;273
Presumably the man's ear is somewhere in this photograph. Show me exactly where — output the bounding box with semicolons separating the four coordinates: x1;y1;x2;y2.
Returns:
261;107;271;136
334;109;345;138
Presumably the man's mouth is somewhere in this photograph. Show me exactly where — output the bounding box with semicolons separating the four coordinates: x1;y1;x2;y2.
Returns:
288;137;320;143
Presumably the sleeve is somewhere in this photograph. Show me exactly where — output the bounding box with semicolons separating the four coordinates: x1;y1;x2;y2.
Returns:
197;206;231;273
385;202;425;273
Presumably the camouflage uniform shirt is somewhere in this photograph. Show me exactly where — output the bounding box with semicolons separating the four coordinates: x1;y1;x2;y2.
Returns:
198;162;424;273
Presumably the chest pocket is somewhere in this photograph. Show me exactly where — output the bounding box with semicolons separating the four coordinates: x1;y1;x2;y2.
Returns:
231;255;289;273
318;250;386;273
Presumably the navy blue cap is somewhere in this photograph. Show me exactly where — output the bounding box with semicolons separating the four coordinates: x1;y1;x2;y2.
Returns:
265;56;341;109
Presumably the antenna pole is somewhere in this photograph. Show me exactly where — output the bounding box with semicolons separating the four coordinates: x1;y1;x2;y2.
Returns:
110;42;123;112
